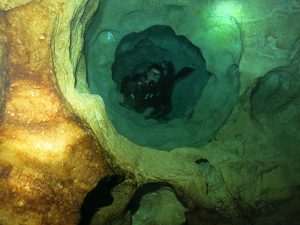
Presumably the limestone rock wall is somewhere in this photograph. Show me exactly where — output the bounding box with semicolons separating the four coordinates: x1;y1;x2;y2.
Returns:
0;1;113;225
0;0;299;225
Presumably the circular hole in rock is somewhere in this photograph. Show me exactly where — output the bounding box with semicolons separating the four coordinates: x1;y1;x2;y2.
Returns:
111;25;209;121
84;3;241;150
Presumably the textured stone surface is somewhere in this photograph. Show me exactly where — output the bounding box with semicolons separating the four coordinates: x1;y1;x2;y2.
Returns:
0;12;6;119
132;187;187;225
0;0;299;225
0;0;33;11
0;2;112;225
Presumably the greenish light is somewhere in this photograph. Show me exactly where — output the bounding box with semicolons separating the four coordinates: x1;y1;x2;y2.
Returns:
213;1;243;19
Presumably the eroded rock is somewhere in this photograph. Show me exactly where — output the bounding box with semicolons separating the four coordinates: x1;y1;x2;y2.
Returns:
0;1;300;225
0;2;113;225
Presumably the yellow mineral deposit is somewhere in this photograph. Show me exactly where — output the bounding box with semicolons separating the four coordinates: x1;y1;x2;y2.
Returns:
0;2;112;225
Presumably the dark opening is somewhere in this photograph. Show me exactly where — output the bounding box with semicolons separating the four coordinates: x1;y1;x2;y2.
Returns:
84;14;240;149
111;25;209;121
79;175;124;225
195;158;209;164
127;182;173;215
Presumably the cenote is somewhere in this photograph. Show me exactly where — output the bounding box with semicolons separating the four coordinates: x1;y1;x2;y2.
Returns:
83;0;240;150
1;1;299;225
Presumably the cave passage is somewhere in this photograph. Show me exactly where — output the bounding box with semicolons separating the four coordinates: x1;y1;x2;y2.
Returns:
111;25;209;121
84;2;240;150
79;176;123;225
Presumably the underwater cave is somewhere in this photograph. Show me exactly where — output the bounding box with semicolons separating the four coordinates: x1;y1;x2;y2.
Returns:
84;1;240;150
0;0;300;225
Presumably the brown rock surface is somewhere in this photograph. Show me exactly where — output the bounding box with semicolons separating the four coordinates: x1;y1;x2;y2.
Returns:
0;2;112;225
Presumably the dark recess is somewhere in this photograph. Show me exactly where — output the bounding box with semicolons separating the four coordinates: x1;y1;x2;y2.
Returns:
127;182;175;215
111;25;209;121
79;175;124;225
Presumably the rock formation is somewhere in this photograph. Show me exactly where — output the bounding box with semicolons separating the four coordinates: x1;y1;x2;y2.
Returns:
0;1;299;225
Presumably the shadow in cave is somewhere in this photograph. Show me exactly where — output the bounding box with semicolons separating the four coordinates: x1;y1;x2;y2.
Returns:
111;25;209;121
126;182;172;215
79;175;124;225
184;207;233;225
